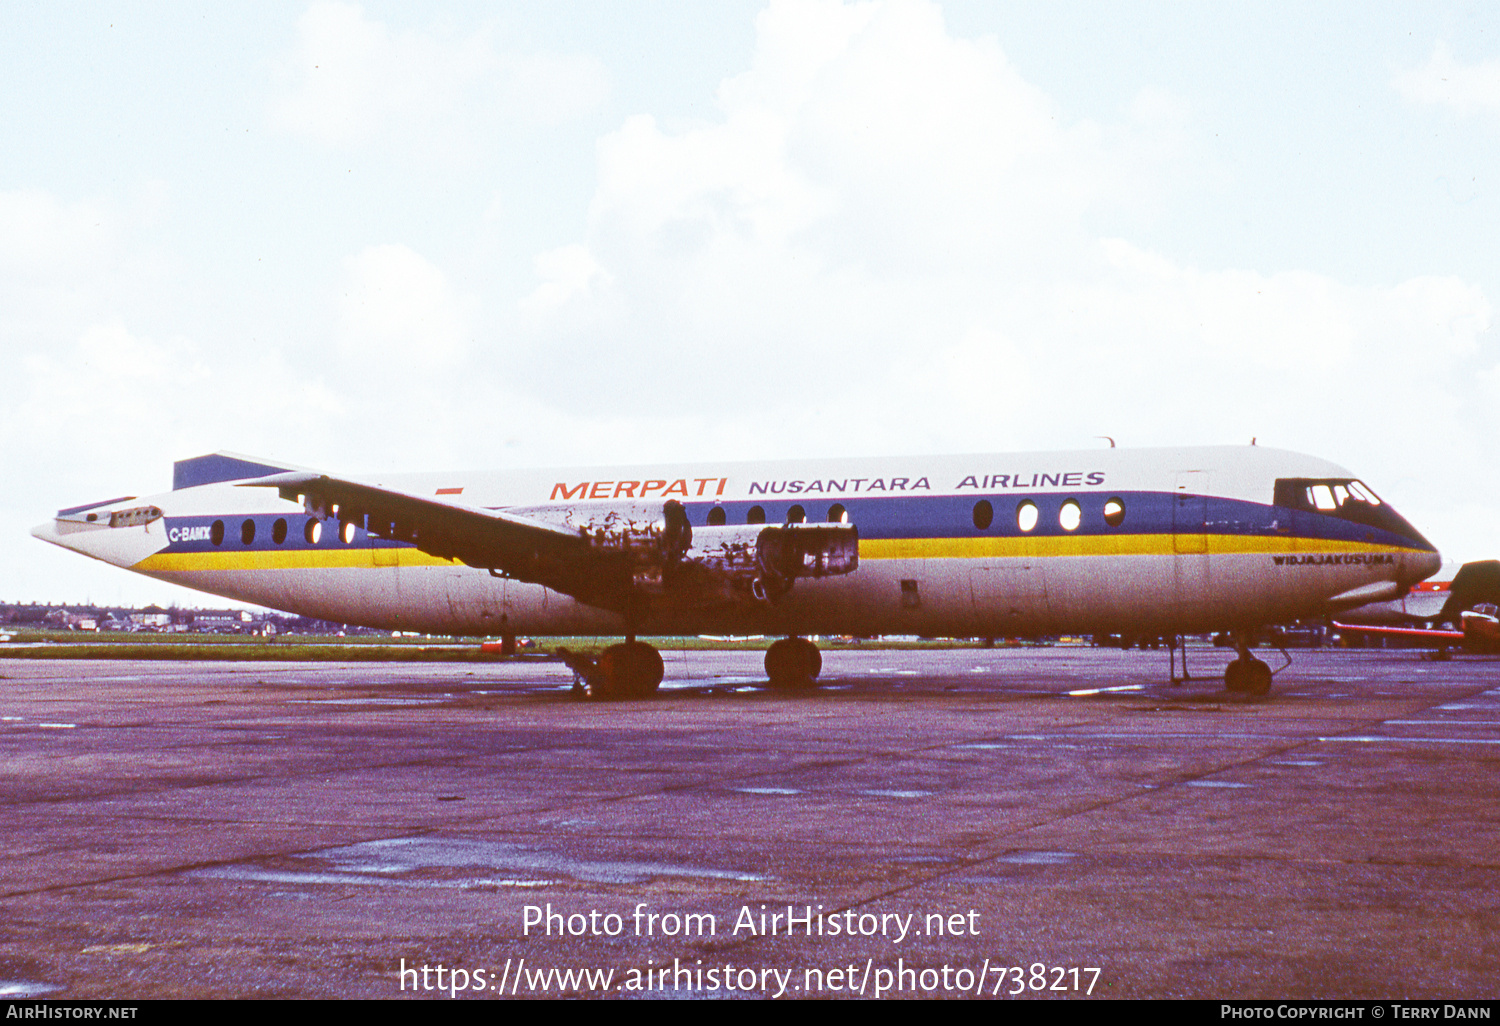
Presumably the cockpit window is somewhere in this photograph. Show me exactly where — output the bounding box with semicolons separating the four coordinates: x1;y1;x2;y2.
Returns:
1273;476;1427;548
1276;478;1384;515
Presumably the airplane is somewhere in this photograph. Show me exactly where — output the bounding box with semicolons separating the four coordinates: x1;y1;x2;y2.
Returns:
1331;606;1500;656
1332;559;1500;656
1329;570;1456;627
32;445;1441;699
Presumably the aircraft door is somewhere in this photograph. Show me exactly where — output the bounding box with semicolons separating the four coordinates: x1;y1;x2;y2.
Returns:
1173;471;1212;622
1173;473;1208;554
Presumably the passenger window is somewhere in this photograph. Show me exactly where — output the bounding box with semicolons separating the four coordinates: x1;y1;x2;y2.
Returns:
1059;500;1081;531
828;503;847;523
241;519;256;545
272;518;288;544
304;518;322;544
747;506;766;525
707;506;726;527
1017;501;1038;532
341;520;357;544
1103;497;1125;527
210;520;224;546
787;504;806;523
972;500;993;530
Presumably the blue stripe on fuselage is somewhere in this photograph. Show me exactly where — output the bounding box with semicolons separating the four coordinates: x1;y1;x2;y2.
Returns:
160;490;1434;556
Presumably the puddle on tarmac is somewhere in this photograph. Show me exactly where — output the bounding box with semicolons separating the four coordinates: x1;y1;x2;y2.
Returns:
293;697;451;706
997;851;1078;865
860;789;931;799
192;835;766;890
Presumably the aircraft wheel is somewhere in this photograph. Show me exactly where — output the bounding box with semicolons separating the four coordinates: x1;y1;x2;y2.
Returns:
1224;658;1247;693
593;641;664;699
1243;658;1272;698
765;637;821;691
1225;657;1271;698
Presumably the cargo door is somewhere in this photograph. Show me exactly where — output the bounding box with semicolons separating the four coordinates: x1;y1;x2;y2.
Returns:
970;563;1050;635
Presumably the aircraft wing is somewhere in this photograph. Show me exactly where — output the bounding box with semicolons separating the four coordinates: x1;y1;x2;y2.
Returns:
241;470;858;617
240;471;636;610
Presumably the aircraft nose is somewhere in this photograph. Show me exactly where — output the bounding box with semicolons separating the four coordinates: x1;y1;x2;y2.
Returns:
1405;548;1443;587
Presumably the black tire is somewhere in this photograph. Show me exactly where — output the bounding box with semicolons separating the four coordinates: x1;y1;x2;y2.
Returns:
1243;658;1272;698
1225;658;1247;693
626;641;664;697
766;637;820;691
593;642;663;699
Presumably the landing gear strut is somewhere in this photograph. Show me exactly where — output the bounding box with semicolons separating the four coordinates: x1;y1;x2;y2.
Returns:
765;637;822;691
1224;633;1272;698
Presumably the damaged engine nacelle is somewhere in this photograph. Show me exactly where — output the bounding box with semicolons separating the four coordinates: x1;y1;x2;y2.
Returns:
579;499;695;591
270;479;857;614
683;521;859;603
577;501;858;604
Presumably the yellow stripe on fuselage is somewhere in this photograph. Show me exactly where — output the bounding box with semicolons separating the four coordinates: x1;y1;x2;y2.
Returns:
857;535;1421;560
134;549;458;572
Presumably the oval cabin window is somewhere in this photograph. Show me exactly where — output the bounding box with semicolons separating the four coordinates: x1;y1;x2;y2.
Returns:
1059;500;1081;532
1016;501;1039;533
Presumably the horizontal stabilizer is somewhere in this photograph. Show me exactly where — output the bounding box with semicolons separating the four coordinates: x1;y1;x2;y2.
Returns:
173;452;307;491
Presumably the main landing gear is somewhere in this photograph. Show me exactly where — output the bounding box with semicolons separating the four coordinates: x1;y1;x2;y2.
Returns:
765;637;822;691
556;639;664;700
556;636;825;697
1224;633;1273;698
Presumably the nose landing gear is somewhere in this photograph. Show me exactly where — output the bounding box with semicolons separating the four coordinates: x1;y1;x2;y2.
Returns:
1224;632;1273;698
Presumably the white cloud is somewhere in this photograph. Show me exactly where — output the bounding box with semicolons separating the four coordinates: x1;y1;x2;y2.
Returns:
518;243;611;324
11;2;1500;600
1394;42;1500;114
338;243;470;366
0;190;116;277
504;0;1495;560
269;2;609;147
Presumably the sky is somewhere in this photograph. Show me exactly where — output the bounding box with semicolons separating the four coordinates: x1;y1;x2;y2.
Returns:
3;0;1499;608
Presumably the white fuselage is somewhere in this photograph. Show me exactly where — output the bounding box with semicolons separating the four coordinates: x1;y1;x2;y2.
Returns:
33;446;1441;638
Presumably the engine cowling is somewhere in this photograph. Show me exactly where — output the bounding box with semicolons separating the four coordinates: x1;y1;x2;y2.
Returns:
683;521;859;603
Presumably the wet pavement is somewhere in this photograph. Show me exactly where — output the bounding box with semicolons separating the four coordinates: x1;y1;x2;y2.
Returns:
1;645;1497;999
